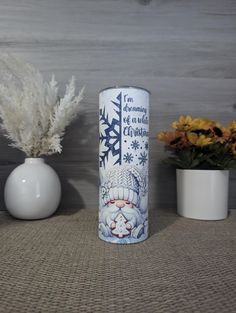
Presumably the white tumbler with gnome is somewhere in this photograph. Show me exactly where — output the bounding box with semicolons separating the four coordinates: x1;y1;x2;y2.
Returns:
99;86;149;244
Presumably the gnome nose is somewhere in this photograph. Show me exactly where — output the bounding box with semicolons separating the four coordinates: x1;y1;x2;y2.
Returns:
116;200;125;208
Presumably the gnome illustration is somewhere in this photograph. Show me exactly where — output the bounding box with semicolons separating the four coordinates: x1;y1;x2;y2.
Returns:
99;166;147;239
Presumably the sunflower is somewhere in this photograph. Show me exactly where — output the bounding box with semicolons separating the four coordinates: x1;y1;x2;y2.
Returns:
158;131;186;148
191;118;213;131
171;115;194;131
158;116;236;169
231;143;236;157
228;121;236;132
213;127;230;144
187;132;213;147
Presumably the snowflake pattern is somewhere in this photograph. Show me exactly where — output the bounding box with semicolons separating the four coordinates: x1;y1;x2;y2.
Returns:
131;140;140;150
123;152;134;164
99;93;122;167
138;152;148;166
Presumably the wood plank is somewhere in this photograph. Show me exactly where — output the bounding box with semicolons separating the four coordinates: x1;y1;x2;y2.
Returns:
0;161;235;212
0;0;235;210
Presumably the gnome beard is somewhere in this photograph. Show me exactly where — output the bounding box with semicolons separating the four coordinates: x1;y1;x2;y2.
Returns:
99;203;145;239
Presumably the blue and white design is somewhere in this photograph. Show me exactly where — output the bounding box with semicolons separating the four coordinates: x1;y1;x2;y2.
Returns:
131;140;140;150
99;87;149;244
99;93;122;168
138;152;148;166
123;152;134;164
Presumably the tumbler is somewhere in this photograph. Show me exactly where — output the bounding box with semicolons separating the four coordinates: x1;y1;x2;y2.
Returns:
99;86;149;244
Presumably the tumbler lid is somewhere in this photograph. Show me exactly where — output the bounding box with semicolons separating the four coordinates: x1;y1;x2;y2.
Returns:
99;85;150;94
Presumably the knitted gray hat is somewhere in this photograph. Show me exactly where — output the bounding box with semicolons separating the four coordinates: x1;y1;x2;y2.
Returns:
101;166;146;207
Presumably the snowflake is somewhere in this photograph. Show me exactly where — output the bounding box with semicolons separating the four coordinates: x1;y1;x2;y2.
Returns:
138;152;148;166
123;152;134;163
99;92;122;167
131;140;140;150
145;142;148;150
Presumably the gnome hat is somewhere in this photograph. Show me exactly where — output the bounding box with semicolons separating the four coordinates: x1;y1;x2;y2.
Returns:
101;166;146;207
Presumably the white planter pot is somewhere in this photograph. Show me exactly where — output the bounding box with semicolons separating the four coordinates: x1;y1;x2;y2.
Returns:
176;169;229;220
4;158;61;220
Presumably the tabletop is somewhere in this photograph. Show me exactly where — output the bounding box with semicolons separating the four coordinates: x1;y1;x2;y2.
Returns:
0;208;235;313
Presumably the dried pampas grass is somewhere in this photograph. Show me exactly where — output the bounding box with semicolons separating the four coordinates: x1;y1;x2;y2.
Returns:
0;54;84;157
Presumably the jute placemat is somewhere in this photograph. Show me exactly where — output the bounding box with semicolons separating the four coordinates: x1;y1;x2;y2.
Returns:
0;209;235;313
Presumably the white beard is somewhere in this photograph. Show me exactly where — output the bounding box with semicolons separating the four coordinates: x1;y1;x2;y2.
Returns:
100;204;144;227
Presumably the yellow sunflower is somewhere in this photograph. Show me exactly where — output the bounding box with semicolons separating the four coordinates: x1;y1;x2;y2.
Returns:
158;131;185;148
187;132;213;147
171;115;193;131
213;127;230;144
191;118;213;131
228;121;236;132
231;143;236;157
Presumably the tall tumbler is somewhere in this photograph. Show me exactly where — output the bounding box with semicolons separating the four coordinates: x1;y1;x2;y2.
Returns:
99;86;150;244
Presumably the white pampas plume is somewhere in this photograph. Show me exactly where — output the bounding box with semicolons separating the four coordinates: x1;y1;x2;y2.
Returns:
0;54;84;157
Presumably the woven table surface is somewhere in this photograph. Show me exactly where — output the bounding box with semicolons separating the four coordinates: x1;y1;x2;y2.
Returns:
0;208;235;313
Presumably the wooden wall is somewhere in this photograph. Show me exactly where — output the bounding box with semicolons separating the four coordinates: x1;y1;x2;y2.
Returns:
0;0;235;210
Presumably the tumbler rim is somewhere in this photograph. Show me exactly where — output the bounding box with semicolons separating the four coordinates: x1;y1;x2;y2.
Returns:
99;85;150;94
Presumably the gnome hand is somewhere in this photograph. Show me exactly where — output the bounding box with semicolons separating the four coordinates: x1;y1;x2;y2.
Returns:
126;223;132;230
110;222;116;229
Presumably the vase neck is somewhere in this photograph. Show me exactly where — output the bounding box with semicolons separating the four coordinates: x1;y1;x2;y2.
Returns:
24;158;45;164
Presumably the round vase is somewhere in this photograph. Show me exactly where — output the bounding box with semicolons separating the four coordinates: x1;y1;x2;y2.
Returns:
4;158;61;220
176;169;229;220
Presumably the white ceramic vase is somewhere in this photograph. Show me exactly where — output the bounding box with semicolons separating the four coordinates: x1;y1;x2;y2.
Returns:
4;158;61;220
176;169;229;220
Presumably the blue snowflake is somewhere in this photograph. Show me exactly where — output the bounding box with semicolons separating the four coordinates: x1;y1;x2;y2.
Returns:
138;152;148;166
123;152;134;164
131;140;140;150
145;142;149;150
99;92;122;167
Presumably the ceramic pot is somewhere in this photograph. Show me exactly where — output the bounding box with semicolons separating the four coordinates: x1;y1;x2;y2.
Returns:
176;169;229;220
4;158;61;219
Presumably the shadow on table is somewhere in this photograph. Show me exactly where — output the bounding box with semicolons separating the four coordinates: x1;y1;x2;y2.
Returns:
55;179;85;216
148;208;179;237
148;162;179;237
